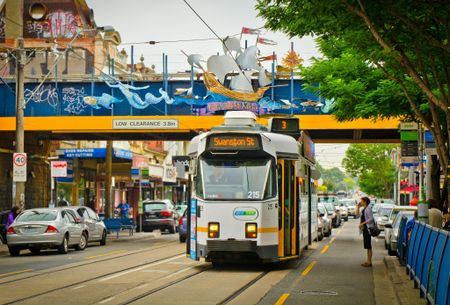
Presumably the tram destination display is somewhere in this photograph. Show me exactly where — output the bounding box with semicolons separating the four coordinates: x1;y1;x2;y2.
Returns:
269;118;300;138
207;134;261;150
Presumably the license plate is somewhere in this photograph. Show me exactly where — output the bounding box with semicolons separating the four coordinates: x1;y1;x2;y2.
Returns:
24;228;37;234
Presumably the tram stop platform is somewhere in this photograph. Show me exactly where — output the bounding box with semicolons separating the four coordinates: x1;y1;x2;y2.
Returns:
256;219;426;305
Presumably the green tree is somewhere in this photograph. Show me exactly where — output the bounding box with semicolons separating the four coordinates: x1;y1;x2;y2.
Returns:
342;144;396;198
316;163;355;193
256;0;449;206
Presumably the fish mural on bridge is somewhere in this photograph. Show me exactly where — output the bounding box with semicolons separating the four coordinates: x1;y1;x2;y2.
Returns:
83;93;122;110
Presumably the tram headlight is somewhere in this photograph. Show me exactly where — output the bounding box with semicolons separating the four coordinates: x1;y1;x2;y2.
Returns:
208;222;220;238
245;223;257;239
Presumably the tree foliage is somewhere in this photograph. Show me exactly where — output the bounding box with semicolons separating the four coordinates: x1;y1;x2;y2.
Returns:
343;144;396;197
316;163;356;193
256;0;450;206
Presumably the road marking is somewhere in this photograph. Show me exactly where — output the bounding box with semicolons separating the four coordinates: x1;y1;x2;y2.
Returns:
321;245;329;254
72;285;86;290
98;297;115;304
168;261;192;265
0;269;33;277
301;261;317;276
86;250;127;260
330;236;337;244
141;269;170;273
162;266;195;279
274;293;289;305
98;254;185;282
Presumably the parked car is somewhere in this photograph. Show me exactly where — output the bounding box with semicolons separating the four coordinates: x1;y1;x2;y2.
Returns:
6;208;89;256
176;205;188;219
0;210;10;244
316;213;324;241
338;203;349;221
323;202;341;227
375;204;395;231
66;206;107;246
178;209;188;243
318;204;332;237
138;199;178;233
339;199;357;218
385;211;415;256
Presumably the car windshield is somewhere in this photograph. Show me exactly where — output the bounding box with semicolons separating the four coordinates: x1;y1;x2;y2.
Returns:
378;207;392;217
318;206;326;215
324;203;335;214
17;210;58;221
393;212;414;229
144;203;167;212
341;201;355;206
318;196;338;203
197;158;275;200
176;205;187;215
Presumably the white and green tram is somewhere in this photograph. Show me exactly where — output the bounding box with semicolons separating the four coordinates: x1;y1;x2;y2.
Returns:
187;111;319;263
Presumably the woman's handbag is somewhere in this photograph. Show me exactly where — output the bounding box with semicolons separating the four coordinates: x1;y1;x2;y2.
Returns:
369;225;381;237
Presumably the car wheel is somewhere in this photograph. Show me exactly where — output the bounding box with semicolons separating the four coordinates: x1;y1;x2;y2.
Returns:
58;235;69;254
100;230;107;246
75;232;88;251
29;248;41;255
168;223;176;234
9;246;20;257
387;245;396;256
344;217;348;221
384;241;388;249
179;235;186;243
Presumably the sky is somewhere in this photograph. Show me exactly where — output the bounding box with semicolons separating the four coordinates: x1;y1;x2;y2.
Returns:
87;0;347;169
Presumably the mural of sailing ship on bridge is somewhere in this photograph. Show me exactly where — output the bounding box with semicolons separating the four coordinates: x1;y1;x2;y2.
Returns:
8;27;334;117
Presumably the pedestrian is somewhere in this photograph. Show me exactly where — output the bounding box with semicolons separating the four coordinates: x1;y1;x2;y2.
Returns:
87;196;96;211
428;199;443;229
357;197;375;267
117;200;130;221
5;206;20;228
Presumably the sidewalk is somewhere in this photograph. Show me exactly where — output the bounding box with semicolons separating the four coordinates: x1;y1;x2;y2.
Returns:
382;256;427;305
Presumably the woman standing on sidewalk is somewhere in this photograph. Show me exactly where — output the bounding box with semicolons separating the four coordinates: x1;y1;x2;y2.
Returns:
357;197;375;267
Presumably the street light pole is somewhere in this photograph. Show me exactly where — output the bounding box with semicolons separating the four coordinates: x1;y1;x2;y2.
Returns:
15;37;25;210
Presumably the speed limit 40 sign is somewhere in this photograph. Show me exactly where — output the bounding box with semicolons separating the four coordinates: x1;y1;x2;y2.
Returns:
13;153;27;182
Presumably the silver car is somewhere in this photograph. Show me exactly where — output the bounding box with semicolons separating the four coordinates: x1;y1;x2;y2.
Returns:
66;206;107;245
6;208;89;256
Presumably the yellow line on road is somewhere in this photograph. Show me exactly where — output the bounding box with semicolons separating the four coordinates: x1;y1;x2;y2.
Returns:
0;269;33;277
330;236;337;244
321;245;329;254
301;260;317;276
85;250;126;260
274;293;289;305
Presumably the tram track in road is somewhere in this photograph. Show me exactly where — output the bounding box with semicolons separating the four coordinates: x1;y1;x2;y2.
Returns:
3;250;186;305
117;265;273;305
0;239;176;285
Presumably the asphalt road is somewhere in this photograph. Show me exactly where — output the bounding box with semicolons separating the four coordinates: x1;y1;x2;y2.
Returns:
0;220;392;305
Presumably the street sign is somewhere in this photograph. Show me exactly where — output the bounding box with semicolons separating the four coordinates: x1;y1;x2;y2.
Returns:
13;153;27;182
401;141;418;157
400;122;418;130
112;119;179;129
51;161;67;177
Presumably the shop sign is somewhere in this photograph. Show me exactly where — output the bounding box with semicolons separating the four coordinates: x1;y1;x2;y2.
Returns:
114;148;133;160
143;141;164;153
163;165;177;183
132;155;149;168
131;168;140;179
51;161;67;177
148;164;164;178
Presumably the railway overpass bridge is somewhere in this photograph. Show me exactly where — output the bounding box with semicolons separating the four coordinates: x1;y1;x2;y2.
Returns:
0;79;400;210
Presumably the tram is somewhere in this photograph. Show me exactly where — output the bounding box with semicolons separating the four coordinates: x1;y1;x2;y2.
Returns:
187;111;319;263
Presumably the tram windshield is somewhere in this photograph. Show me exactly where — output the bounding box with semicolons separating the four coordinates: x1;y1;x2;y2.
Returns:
196;158;276;201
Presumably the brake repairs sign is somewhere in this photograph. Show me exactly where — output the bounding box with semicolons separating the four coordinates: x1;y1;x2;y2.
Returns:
113;119;179;129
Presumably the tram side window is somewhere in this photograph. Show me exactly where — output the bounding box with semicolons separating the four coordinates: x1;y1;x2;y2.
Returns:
195;163;204;198
263;163;277;199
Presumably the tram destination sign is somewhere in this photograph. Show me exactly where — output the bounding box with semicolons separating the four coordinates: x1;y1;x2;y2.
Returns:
207;134;261;150
113;119;179;129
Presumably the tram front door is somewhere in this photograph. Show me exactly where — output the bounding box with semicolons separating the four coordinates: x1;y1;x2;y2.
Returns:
277;160;297;258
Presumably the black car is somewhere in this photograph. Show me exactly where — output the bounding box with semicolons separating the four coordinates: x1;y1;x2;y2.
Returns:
0;210;10;244
137;200;178;234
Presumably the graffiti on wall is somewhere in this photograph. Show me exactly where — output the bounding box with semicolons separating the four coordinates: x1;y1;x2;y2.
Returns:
24;85;59;108
25;10;81;39
62;87;87;114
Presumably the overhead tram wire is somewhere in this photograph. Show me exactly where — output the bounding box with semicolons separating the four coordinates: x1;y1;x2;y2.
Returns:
181;0;254;88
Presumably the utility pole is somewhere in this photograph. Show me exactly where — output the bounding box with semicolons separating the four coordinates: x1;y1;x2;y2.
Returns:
15;37;25;210
105;140;113;218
